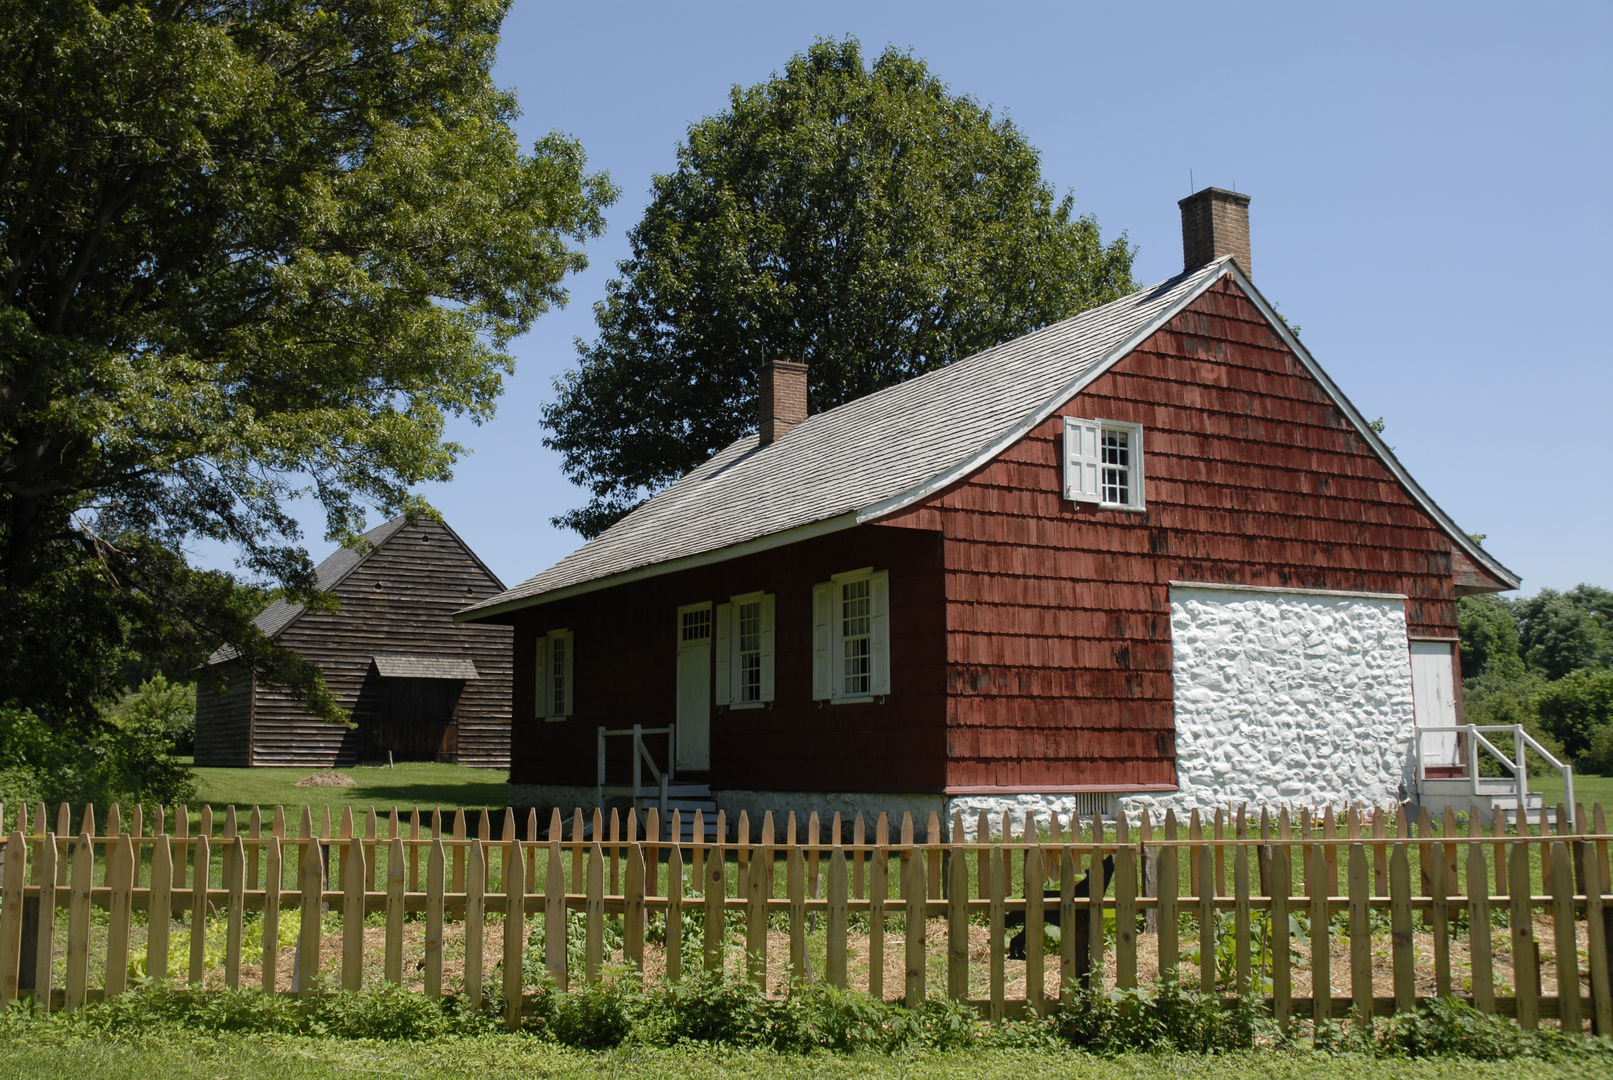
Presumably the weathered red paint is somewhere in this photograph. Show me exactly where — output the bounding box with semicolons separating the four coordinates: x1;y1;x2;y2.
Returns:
505;276;1497;797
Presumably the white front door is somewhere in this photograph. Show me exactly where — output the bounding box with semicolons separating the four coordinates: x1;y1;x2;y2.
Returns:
1410;640;1460;772
675;603;712;771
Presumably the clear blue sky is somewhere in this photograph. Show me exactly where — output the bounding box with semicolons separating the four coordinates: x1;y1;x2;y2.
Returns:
244;2;1613;595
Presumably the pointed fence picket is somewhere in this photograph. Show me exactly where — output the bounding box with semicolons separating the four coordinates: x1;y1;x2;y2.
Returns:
0;800;1608;1035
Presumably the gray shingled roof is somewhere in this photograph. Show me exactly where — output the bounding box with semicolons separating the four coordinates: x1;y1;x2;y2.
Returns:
468;255;1523;620
207;516;409;663
463;261;1237;618
372;655;479;680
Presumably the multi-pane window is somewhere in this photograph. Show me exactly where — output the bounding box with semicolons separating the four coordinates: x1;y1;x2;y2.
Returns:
715;593;775;707
1064;416;1144;509
1101;427;1131;506
682;606;711;643
736;600;762;703
549;634;568;716
840;578;872;696
536;628;573;720
812;569;890;702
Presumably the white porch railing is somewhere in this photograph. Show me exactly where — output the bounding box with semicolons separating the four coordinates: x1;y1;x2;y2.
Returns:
596;724;676;818
1414;723;1575;820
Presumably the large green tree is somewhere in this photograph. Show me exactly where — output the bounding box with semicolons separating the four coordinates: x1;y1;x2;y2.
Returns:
0;1;614;770
542;37;1135;537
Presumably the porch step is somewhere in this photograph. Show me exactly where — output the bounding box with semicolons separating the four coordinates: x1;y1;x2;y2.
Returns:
1417;781;1548;823
593;782;720;840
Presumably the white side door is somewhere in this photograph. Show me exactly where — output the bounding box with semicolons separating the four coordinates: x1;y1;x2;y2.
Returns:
675;603;712;771
1410;640;1460;772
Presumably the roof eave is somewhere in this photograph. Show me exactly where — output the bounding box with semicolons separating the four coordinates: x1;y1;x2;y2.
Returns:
455;511;864;623
1218;264;1521;591
857;260;1235;524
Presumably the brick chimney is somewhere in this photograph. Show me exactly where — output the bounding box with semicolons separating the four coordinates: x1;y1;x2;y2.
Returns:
758;359;809;445
1179;187;1252;276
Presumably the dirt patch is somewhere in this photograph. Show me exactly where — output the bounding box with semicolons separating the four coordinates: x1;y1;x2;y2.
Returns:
294;771;357;788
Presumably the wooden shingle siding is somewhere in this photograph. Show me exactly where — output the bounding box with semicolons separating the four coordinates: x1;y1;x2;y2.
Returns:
506;524;947;794
198;518;513;768
193;660;253;767
882;277;1463;791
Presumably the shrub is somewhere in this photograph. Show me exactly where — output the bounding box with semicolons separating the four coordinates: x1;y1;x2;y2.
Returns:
1536;667;1613;762
1057;981;1258;1055
1584;722;1613;775
657;969;770;1046
106;675;196;756
0;702;195;810
768;981;909;1054
1375;996;1545;1060
544;972;648;1049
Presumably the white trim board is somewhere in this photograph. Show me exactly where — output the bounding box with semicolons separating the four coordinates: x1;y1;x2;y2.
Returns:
1169;580;1409;601
456;512;860;621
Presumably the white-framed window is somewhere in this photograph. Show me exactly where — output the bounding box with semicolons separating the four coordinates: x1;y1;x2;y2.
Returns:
715;592;775;707
812;568;890;702
534;628;573;720
1063;416;1145;509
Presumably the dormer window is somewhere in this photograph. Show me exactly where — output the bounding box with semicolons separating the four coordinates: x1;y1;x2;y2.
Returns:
1064;417;1145;510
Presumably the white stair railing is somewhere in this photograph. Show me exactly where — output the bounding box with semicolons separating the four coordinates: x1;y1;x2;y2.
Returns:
596;724;676;818
1415;723;1574;821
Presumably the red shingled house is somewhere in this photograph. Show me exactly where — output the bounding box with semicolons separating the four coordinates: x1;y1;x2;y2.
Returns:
460;190;1518;825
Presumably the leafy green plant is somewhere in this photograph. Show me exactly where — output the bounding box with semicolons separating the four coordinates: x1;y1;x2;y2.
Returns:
543;970;649;1049
1057;981;1260;1054
521;907;625;985
656;968;769;1046
1179;909;1302;993
767;981;910;1054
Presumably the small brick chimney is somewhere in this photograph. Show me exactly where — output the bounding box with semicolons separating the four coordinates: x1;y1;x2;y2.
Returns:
1179;187;1252;276
758;359;809;445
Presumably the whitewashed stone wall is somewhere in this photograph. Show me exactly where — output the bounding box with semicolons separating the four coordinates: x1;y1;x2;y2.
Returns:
718;789;947;829
1122;585;1416;820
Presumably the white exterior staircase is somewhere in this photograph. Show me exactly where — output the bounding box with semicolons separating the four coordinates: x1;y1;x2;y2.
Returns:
596;723;720;839
1414;723;1573;825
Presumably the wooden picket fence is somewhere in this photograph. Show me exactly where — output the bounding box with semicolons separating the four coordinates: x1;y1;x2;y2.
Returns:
0;799;1610;1039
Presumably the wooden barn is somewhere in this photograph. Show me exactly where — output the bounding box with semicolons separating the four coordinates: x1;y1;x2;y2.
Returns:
460;189;1519;825
196;516;514;768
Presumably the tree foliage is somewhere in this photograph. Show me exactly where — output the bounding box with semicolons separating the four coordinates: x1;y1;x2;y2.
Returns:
1459;585;1613;774
542;37;1135;537
0;1;614;772
1514;586;1611;681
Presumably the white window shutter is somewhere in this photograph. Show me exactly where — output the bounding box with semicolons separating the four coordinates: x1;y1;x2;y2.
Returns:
870;570;891;695
812;581;833;701
714;602;732;706
759;593;776;703
535;636;551;719
1063;416;1101;503
558;631;574;717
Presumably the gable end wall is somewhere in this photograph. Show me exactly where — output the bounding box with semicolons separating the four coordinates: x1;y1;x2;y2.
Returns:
244;520;514;767
882;277;1461;792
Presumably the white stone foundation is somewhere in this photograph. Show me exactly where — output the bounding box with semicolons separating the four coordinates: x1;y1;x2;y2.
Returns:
1123;584;1416;820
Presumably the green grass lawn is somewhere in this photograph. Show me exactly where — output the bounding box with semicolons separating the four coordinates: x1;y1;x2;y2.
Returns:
189;761;509;817
1531;770;1613;817
1;1029;1601;1080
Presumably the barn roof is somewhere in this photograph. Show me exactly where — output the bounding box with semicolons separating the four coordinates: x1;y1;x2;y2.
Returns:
207;516;409;663
372;655;480;680
463;258;1517;620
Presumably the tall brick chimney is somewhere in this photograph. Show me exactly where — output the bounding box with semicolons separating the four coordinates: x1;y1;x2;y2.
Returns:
758;359;809;445
1179;187;1252;276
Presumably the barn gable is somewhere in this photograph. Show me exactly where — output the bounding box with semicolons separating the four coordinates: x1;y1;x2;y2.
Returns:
196;516;514;768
